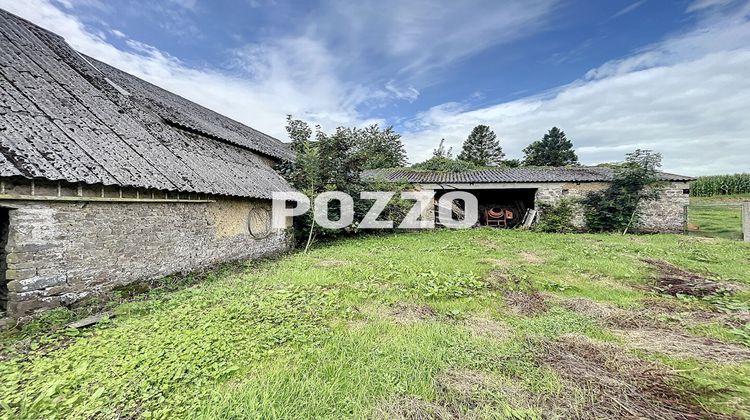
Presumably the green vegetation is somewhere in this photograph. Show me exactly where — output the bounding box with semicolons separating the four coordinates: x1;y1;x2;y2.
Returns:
522;126;578;167
691;173;750;197
534;199;575;233
688;194;746;241
2;230;749;419
582;149;663;232
411;139;482;172
457;125;505;166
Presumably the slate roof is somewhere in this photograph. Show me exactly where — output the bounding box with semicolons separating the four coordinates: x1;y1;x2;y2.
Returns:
0;8;293;199
363;167;695;185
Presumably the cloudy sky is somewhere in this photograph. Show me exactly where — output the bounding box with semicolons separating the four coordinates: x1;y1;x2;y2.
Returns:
2;0;749;174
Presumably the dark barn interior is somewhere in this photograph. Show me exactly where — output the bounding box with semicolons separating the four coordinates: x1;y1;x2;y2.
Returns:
436;188;537;228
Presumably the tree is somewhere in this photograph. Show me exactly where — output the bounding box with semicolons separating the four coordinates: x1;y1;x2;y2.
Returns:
457;125;504;166
357;125;408;169
522;127;578;166
412;139;480;172
432;139;453;159
279;116;410;250
581;149;663;233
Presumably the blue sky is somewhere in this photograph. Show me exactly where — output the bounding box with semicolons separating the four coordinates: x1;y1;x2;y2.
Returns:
3;0;749;174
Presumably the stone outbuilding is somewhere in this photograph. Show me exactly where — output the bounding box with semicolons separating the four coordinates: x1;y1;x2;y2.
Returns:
0;10;294;323
364;167;694;231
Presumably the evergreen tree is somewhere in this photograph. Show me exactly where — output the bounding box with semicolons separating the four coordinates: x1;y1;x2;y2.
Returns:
522;127;578;166
457;125;504;166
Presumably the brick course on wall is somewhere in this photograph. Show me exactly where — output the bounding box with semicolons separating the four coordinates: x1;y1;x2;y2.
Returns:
2;198;292;320
535;181;690;232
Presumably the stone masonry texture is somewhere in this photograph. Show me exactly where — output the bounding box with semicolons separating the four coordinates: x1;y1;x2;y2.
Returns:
2;198;291;320
535;181;690;232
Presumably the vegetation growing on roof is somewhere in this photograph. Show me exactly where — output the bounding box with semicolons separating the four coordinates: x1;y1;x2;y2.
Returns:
411;139;483;172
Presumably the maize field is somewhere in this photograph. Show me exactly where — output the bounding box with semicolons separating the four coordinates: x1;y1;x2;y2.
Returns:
690;173;750;197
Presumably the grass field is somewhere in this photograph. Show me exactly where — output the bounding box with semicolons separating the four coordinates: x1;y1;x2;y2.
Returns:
2;229;750;419
688;194;748;241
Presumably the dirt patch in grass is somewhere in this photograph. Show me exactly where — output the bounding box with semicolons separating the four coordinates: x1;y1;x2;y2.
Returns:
484;270;534;292
374;371;537;420
559;298;658;329
519;251;544;264
463;317;512;341
504;291;548;316
388;303;437;324
371;396;452;419
617;328;750;362
534;334;732;419
478;258;510;268
315;259;349;268
560;297;750;363
642;259;735;297
434;369;536;414
476;238;500;250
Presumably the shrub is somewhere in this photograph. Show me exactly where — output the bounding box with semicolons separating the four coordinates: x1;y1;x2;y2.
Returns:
535;199;576;233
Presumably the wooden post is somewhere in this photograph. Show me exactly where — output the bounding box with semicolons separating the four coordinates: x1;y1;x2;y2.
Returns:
743;202;750;242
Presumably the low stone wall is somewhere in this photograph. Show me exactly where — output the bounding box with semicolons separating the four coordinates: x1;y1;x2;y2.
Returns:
2;198;292;321
535;181;690;232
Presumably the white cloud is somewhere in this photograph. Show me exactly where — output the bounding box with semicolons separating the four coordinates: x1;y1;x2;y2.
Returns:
686;0;735;12
401;3;750;175
315;0;559;78
612;0;647;18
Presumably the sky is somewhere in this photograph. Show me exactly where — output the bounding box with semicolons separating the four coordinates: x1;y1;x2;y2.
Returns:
1;0;749;175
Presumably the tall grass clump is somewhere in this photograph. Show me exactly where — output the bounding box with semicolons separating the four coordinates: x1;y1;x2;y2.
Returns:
691;174;750;197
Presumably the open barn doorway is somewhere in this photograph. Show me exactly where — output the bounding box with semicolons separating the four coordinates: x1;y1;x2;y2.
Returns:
0;208;9;313
436;188;537;228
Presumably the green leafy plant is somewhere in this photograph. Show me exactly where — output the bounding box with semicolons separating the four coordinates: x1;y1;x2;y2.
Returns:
535;199;576;233
582;149;664;233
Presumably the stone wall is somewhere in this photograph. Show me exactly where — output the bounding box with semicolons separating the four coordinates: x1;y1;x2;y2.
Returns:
1;197;292;321
636;182;691;233
534;181;690;232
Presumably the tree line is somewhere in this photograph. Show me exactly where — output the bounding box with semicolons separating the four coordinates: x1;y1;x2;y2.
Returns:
413;125;578;171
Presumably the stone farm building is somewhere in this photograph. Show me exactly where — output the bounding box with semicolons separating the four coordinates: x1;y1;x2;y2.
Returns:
0;10;296;323
364;167;694;231
0;8;697;324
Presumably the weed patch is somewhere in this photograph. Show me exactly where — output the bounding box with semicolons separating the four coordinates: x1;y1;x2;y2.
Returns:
643;259;734;297
534;334;732;419
389;303;437;324
462;317;512;341
618;328;750;362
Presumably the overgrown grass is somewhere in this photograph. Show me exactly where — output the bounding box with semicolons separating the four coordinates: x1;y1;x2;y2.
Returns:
1;229;749;418
688;194;746;241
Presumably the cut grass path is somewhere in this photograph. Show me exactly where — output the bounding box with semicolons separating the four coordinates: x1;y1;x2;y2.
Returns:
1;229;749;418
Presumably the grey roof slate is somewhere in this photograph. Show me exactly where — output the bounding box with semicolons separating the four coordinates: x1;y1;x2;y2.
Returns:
363;167;694;184
0;8;293;199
